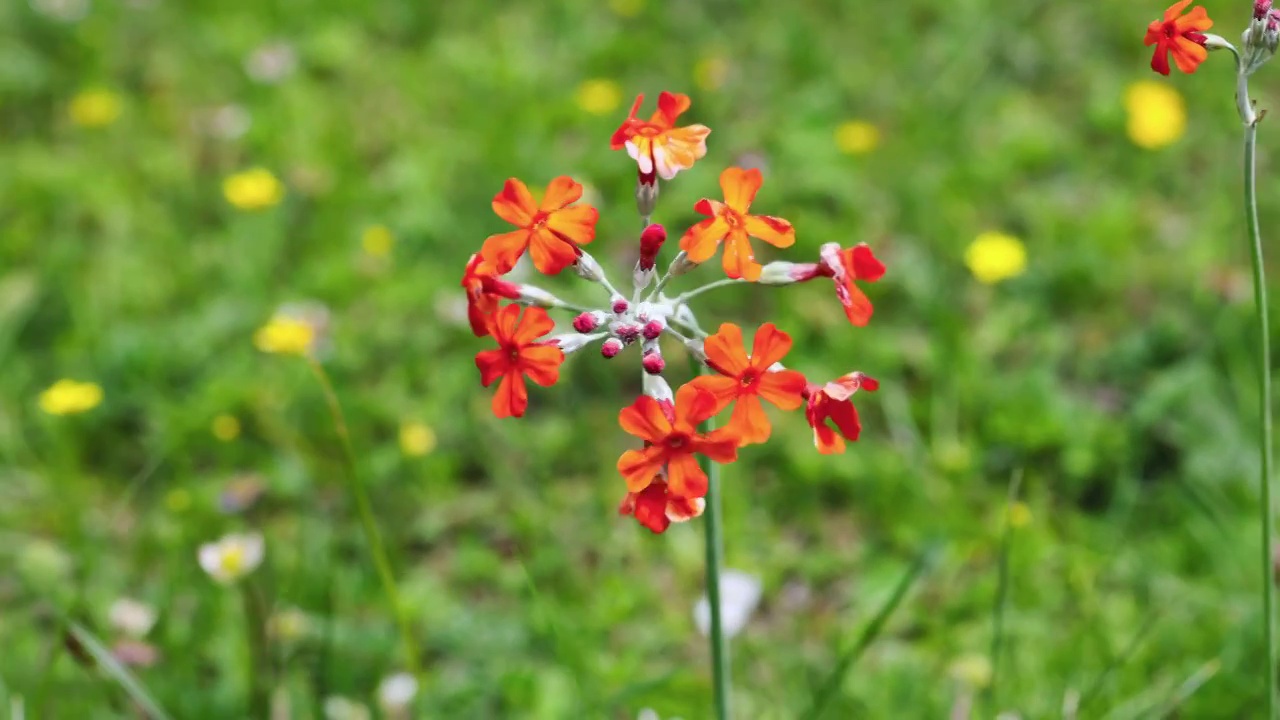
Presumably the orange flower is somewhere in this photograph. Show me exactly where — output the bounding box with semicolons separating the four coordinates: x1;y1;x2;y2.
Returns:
618;475;705;534
804;372;879;455
610;92;711;181
1144;0;1212;75
617;384;739;500
479;176;598;275
460;254;520;337
474;305;565;418
679;167;795;281
688;322;807;446
819;242;886;327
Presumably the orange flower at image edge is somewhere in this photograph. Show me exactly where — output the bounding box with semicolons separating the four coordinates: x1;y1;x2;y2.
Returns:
610;91;711;181
689;322;807;446
1144;0;1212;75
680;167;795;281
474;305;565;418
480;176;598;275
617;384;739;501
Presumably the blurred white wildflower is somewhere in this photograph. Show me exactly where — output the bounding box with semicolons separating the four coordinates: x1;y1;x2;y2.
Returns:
267;607;313;642
693;569;762;639
323;696;371;720
377;672;418;715
30;0;89;22
197;532;264;584
111;639;159;668
108;597;157;638
208;104;251;140
245;41;298;83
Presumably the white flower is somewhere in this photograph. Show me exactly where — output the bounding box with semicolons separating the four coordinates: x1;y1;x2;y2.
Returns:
197;532;264;584
693;569;762;639
245;41;298;83
376;672;418;712
108;597;157;638
323;696;370;720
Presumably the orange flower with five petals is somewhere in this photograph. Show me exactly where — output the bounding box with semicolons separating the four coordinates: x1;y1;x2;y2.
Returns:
688;322;807;446
610;92;711;181
804;371;879;455
680;167;795;281
461;254;521;337
480;176;598;275
1144;0;1212;76
474;305;565;418
617;384;739;500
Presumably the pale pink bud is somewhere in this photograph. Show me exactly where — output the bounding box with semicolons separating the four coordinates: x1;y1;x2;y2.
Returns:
551;332;606;355
601;338;624;358
758;261;823;286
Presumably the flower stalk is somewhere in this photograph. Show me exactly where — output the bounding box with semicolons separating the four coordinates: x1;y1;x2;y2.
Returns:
697;361;731;720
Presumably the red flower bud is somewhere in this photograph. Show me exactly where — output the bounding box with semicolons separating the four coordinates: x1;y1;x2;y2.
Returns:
642;320;664;340
612;297;630;314
573;312;601;333
639;224;666;271
616;324;642;344
601;338;624;358
642;350;665;375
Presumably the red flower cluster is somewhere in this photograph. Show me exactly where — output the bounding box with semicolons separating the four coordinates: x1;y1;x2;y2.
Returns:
464;91;885;533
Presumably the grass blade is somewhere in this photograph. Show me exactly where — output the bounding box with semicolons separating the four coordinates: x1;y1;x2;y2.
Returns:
65;621;171;720
800;544;937;720
986;468;1023;709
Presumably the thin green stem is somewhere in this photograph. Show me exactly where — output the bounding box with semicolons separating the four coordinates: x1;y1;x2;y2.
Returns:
1242;90;1275;716
241;582;271;718
986;468;1023;711
306;359;421;678
696;363;730;720
674;278;745;305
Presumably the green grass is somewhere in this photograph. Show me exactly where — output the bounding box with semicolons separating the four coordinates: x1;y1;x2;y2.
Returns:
1;0;1277;716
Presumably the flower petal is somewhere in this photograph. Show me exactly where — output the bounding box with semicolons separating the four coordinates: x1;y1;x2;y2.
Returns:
528;229;580;274
511;306;556;345
475;349;508;386
835;277;874;326
749;322;793;368
721;231;762;281
479;230;530;274
519;344;564;386
619;395;674;443
674;383;721;429
727;394;771;445
702;323;750;376
655;91;692;126
757;369;807;410
539;176;583;212
491;372;528;418
492;178;536;227
826;398;863;443
488;303;522;343
694;433;740;464
847;244;886;281
687;374;741;414
1176;4;1212;31
610;95;645;149
666;453;708;499
632;482;671;533
720;167;763;212
618;446;665;492
679;216;730;263
545;204;598;247
1171;35;1208;73
742;214;795;249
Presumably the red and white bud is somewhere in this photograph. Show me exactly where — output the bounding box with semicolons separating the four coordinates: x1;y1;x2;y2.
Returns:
642;319;664;340
573;311;608;333
641;341;665;375
573;251;606;283
515;285;566;309
642;372;673;404
611;296;630;314
758;261;824;286
550;332;607;355
614;323;642;344
638;224;666;272
635;174;659;219
667;250;699;277
601;337;624;358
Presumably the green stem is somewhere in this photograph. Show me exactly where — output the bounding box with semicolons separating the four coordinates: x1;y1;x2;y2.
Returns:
1242;86;1275;716
986;468;1022;710
306;359;421;678
241;582;271;718
674;278;745;305
695;363;731;720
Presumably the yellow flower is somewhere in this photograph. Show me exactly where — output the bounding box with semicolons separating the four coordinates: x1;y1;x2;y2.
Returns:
38;379;103;416
361;224;394;258
575;79;622;116
68;89;122;128
268;607;312;642
834;120;880;155
694;56;729;92
964;231;1027;285
198;532;264;584
608;0;644;17
948;653;993;689
1124;80;1185;150
223;168;285;211
254;316;315;356
1007;501;1032;529
399;422;437;457
211;414;241;442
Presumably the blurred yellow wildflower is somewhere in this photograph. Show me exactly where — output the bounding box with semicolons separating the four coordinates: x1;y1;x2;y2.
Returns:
835;120;880;155
268;607;313;642
609;0;644;17
1007;501;1032;528
399;422;437;457
575;79;622;116
223;168;285;210
694;56;730;92
38;379;103;416
948;653;993;689
68;89;121;128
198;532;264;584
1124;80;1186;150
165;488;192;513
964;231;1027;284
211;414;241;441
361;224;395;257
254;316;315;356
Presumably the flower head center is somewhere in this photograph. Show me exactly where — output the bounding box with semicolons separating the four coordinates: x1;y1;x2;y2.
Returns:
531;211;549;231
740;369;759;388
507;345;521;362
723;210;743;228
637;124;662;137
666;433;690;451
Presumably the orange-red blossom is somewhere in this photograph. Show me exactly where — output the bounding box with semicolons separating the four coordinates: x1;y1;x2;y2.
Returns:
610;92;711;181
617;384;739;501
474;305;564;418
1144;0;1212;75
688;322;807;446
480;176;598;275
680;167;795;281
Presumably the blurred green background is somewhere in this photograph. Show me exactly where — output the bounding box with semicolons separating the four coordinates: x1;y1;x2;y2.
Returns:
3;0;1280;717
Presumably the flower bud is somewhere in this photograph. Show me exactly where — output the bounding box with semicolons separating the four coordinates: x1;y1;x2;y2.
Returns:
550;332;605;355
638;224;666;272
636;174;659;220
611;296;629;314
667;250;698;277
615;323;642;344
573;311;607;333
515;285;565;309
641;346;665;375
684;337;707;364
642;320;664;340
601;338;624;358
573;251;605;283
758;261;823;286
643;372;673;404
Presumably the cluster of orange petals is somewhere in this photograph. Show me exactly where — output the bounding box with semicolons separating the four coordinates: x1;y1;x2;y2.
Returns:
611;92;711;181
1144;0;1212;75
689;322;806;445
617;384;739;502
480;176;598;275
474;305;564;418
680;167;796;281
